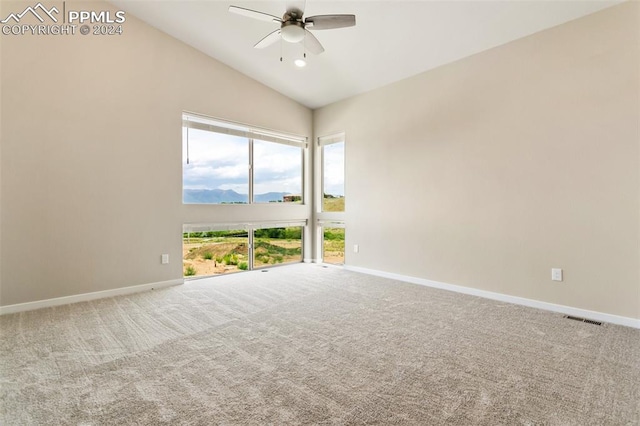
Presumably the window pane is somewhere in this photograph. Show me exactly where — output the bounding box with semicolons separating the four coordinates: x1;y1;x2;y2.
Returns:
183;230;249;277
323;227;345;265
253;227;302;268
322;141;345;212
183;129;249;204
253;140;302;203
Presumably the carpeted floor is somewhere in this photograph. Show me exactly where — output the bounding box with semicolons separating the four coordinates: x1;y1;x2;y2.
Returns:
1;264;639;425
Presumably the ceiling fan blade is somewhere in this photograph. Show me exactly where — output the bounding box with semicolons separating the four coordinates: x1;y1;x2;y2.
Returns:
254;29;282;49
302;30;324;54
305;14;355;30
229;6;282;23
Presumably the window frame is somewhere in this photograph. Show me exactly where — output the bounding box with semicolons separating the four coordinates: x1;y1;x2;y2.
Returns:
318;133;346;213
252;225;305;270
318;220;345;265
316;133;346;265
183;112;307;205
183;221;307;277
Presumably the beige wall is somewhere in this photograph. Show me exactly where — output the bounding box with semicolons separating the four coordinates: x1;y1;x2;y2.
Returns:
314;2;640;319
0;1;312;306
2;1;638;320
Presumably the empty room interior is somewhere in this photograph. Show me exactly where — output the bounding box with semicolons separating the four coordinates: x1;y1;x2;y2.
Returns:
1;0;639;424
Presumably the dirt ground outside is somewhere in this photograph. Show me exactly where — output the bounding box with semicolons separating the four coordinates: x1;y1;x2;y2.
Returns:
183;237;303;277
183;239;247;277
323;229;345;265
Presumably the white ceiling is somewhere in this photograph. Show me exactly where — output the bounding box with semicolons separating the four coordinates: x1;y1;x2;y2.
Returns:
109;0;622;109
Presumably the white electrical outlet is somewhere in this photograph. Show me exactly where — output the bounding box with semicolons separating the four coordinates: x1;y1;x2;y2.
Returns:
551;268;563;282
353;244;359;253
161;254;169;265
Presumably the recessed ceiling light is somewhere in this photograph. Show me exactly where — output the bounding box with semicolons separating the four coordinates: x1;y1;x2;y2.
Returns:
294;59;306;68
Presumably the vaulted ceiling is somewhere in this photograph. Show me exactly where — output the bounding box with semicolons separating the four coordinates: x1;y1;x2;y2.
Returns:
109;1;622;109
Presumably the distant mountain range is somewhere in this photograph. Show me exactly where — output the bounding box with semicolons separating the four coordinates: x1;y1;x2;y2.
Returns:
183;189;292;204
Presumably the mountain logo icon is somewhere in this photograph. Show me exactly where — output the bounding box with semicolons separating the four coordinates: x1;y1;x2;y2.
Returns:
1;2;59;24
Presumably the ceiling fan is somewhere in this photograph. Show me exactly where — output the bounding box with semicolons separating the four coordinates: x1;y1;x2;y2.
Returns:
228;4;356;55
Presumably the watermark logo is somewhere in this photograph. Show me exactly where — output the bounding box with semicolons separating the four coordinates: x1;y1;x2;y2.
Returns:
1;2;59;23
1;2;125;36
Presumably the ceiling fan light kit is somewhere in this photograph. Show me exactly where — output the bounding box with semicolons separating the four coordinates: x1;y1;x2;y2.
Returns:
281;21;305;43
229;4;356;63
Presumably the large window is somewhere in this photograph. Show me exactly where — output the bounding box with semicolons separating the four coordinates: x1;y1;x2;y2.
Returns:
317;134;346;265
319;135;345;212
183;113;305;204
253;227;303;268
183;229;249;277
321;224;345;265
183;222;305;278
253;140;302;203
183;130;249;203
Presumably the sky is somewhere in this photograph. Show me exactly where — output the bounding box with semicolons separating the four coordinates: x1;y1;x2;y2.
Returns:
323;141;345;197
183;128;302;195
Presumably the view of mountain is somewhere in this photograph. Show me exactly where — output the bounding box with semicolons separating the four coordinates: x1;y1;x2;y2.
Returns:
183;189;291;204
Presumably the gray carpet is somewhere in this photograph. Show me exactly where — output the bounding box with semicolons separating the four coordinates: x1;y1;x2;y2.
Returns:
1;264;639;425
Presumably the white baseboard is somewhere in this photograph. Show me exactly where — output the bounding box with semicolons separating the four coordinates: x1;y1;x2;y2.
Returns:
0;279;184;315
344;265;640;329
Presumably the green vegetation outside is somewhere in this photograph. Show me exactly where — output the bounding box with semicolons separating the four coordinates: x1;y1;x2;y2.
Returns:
323;228;345;264
183;228;302;277
323;194;345;212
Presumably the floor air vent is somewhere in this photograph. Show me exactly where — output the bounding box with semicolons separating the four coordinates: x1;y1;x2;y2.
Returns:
564;315;603;326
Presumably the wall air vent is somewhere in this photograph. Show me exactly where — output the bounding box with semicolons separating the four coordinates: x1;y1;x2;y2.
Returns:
564;315;603;326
